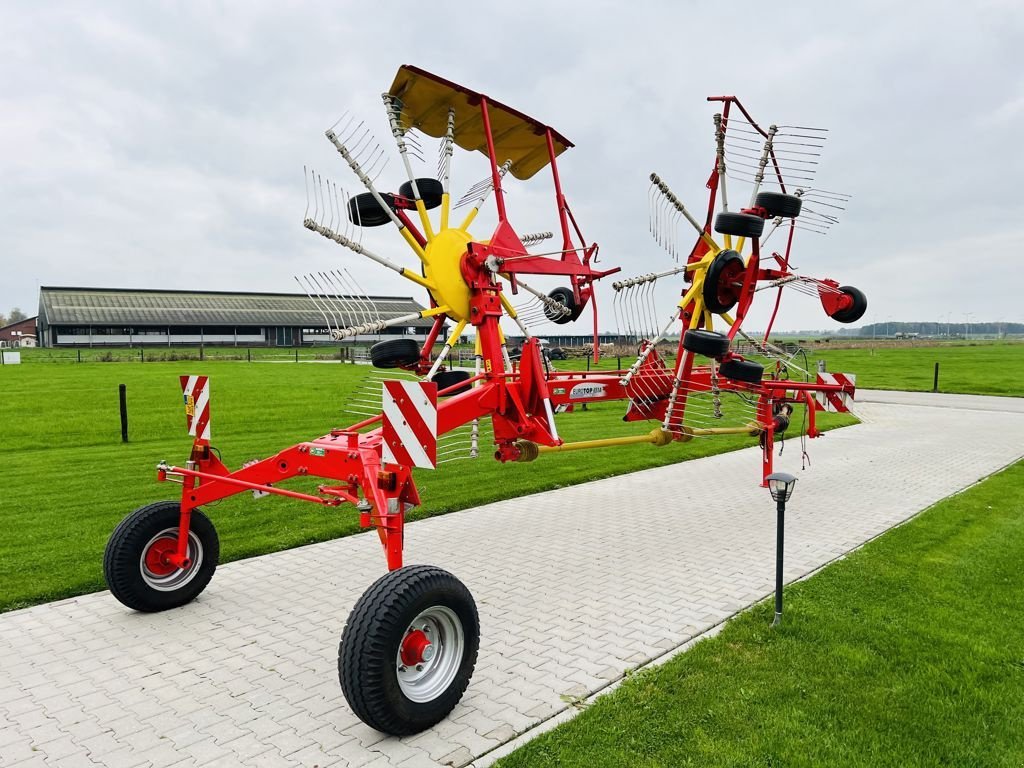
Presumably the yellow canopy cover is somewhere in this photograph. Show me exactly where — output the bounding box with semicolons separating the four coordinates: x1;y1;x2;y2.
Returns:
387;65;573;181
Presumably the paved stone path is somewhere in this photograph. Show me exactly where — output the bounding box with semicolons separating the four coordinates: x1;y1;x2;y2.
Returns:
2;392;1023;767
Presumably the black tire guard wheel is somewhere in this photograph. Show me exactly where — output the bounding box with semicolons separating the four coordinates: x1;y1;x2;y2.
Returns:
682;329;731;358
545;287;578;324
755;191;802;218
370;338;421;369
340;565;480;736
398;178;444;210
348;192;395;227
830;285;868;324
719;358;764;384
434;369;472;396
714;211;765;238
104;501;219;612
702;250;746;314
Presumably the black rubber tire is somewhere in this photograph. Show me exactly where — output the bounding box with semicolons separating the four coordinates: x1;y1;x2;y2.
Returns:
682;329;730;358
434;369;472;396
370;338;421;369
348;192;395;227
544;287;577;324
398;178;444;210
339;565;480;736
714;212;764;238
702;250;746;314
104;501;219;612
719;358;764;384
830;285;868;324
755;191;802;218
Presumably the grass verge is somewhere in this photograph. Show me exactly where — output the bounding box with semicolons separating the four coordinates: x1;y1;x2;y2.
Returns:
497;460;1024;767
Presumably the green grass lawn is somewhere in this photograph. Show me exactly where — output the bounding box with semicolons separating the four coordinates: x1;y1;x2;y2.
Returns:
497;459;1024;768
809;342;1024;397
0;361;850;611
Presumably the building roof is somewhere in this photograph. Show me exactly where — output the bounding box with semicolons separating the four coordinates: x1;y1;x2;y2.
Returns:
39;287;433;328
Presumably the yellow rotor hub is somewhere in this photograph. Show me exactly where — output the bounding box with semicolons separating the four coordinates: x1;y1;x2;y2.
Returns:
422;227;476;322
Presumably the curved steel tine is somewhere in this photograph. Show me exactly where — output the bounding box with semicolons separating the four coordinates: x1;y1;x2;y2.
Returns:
311;272;345;332
326;176;336;232
345;268;381;325
296;275;333;335
303;165;310;221
311;170;319;224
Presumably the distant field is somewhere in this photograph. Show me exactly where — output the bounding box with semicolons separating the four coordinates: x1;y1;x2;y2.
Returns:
0;361;851;611
808;342;1024;396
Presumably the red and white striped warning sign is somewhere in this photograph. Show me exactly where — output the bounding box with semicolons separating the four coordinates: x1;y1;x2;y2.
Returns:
814;372;856;412
180;375;211;442
381;380;437;469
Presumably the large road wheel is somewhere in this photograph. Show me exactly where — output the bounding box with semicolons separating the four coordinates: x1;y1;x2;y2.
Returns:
104;501;219;612
339;565;480;735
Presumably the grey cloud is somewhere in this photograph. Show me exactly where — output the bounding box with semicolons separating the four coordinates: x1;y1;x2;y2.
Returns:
2;0;1022;332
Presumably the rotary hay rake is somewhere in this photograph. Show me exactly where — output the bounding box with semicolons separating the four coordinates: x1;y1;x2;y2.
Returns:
102;66;866;736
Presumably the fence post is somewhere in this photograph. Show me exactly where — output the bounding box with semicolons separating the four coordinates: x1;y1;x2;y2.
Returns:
200;344;204;361
119;384;129;443
933;362;939;392
140;348;144;363
586;355;591;371
295;347;299;363
78;348;82;363
247;348;251;362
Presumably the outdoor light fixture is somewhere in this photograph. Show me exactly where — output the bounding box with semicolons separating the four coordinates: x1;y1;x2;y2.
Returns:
765;472;797;627
766;472;797;503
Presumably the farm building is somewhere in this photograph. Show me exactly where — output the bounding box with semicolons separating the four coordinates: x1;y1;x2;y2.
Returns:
36;286;436;347
0;316;38;348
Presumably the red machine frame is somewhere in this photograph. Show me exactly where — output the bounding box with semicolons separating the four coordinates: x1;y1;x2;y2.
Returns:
154;89;856;579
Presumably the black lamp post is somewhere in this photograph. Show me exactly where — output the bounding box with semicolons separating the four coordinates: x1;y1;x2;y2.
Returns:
766;471;797;627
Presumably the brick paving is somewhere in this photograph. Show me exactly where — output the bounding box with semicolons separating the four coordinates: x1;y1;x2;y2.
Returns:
2;392;1022;767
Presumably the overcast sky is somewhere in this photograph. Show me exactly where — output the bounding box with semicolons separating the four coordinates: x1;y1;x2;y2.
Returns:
2;1;1022;333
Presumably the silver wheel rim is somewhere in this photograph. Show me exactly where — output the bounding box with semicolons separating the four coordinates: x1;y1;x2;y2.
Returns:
396;605;464;703
139;527;203;591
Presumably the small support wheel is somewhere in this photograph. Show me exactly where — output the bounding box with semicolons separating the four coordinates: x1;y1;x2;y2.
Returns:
719;358;764;384
702;250;746;314
682;329;730;358
829;285;868;324
398;178;444;210
339;565;480;736
370;338;421;369
104;501;219;612
347;192;395;227
755;191;802;218
434;369;472;395
544;287;578;324
714;212;764;238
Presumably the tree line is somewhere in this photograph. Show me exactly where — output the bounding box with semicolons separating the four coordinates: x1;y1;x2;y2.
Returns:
0;308;28;327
